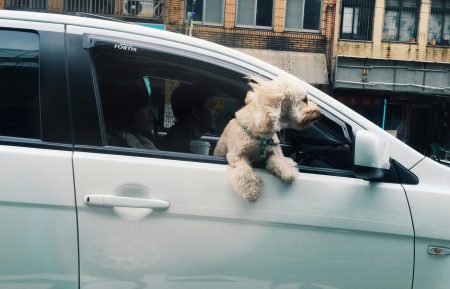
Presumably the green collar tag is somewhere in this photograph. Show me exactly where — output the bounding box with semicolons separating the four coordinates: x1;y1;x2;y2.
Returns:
259;138;275;160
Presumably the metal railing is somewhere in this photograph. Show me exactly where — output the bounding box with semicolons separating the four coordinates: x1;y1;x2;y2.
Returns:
65;0;115;14
64;0;163;18
4;0;164;19
5;0;47;10
340;0;375;41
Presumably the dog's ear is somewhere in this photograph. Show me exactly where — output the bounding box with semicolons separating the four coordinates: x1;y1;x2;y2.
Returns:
272;76;306;99
256;78;285;108
245;76;288;106
244;75;264;104
244;91;256;104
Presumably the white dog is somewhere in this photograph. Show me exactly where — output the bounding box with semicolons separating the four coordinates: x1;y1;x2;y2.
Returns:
214;76;321;202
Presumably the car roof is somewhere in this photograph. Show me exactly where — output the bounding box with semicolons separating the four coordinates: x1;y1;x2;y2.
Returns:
0;10;278;74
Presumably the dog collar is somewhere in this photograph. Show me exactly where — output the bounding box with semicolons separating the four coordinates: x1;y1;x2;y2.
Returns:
237;122;279;160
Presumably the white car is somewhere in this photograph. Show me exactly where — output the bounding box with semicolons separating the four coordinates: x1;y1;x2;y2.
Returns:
1;10;450;289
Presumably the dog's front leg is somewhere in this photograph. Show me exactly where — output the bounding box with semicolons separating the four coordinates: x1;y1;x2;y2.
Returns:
226;154;262;202
266;149;299;184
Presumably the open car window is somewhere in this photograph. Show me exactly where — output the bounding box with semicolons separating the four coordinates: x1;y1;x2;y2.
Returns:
280;108;353;171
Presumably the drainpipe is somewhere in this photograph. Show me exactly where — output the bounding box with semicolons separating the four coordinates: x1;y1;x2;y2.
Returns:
382;98;387;129
188;0;196;36
326;0;336;89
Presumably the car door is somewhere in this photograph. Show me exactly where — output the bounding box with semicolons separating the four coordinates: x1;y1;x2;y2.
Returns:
0;21;77;288
67;27;414;289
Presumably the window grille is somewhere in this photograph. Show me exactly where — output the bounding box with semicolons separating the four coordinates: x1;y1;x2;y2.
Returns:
64;0;115;14
340;0;375;40
5;0;47;10
428;0;450;46
382;0;419;42
63;0;163;18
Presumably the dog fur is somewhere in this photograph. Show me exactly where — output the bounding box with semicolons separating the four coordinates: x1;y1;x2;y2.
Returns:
214;76;321;202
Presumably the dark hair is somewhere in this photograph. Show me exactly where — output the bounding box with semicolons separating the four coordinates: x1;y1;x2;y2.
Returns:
101;80;150;132
171;84;212;121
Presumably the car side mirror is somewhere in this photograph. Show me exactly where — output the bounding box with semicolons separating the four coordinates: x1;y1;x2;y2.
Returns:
353;130;390;180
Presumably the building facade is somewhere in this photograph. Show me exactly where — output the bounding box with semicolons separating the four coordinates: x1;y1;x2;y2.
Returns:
332;0;450;156
164;0;335;90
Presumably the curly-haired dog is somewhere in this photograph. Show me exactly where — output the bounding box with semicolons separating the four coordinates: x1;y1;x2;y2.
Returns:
214;76;321;202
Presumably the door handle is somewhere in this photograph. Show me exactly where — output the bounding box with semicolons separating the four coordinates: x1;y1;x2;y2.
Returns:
84;194;170;210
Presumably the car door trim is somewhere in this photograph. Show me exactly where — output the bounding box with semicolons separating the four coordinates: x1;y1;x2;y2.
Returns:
0;136;73;151
74;145;362;179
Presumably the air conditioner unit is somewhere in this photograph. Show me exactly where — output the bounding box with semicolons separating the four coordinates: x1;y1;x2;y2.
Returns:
123;0;154;17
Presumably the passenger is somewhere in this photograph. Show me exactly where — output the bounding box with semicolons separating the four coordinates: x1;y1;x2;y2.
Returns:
102;80;158;150
164;84;217;153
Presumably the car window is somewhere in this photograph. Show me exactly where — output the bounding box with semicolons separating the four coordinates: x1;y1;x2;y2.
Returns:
0;29;41;139
91;44;248;154
280;111;353;171
90;42;352;172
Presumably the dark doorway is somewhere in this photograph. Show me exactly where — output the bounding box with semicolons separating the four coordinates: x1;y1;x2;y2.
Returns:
409;106;432;154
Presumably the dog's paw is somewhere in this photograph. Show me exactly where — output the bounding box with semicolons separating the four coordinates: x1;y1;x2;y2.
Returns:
243;176;262;202
280;166;299;184
238;173;262;202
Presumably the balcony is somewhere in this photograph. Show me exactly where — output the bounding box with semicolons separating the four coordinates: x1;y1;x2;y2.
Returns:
4;0;164;21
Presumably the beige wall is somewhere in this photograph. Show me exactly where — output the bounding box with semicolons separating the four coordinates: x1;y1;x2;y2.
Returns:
333;0;450;64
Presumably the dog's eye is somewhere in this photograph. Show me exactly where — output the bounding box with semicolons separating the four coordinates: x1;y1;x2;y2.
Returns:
303;98;308;103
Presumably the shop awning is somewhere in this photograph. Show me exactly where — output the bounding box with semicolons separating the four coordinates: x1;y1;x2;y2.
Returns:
237;48;329;85
334;56;450;96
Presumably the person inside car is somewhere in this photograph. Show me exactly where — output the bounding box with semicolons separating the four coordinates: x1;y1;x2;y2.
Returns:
102;80;158;150
164;83;217;153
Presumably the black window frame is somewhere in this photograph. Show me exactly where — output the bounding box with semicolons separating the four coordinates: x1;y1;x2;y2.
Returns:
382;0;420;42
0;27;71;147
339;0;375;41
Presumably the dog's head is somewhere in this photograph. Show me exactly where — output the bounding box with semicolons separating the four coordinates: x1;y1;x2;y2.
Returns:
236;76;285;136
274;77;321;130
236;76;320;136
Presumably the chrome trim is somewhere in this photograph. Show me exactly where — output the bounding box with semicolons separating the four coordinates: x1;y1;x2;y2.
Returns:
427;246;450;256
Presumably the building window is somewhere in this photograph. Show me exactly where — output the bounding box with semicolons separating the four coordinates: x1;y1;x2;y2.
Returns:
340;0;375;40
236;0;274;27
185;0;224;24
285;0;322;31
428;0;450;46
382;0;419;42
